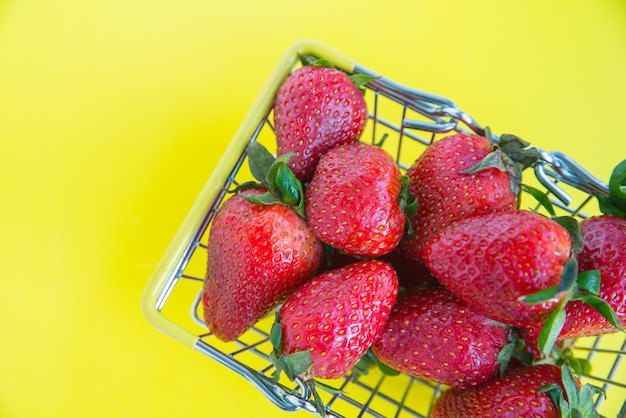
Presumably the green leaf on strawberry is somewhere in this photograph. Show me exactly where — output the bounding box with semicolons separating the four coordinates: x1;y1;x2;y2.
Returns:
373;132;388;148
431;363;602;417
348;73;379;90
576;383;606;418
552;216;584;256
270;315;282;352
497;133;543;170
522;183;556;216
597;158;626;218
399;175;418;239
521;257;578;305
537;300;567;358
237;190;284;206
538;364;605;418
496;342;517;375
313;380;344;396
269;313;314;382
460;147;522;195
299;55;335;68
351;349;377;379
576;269;601;295
283;350;314;379
275;163;305;213
525;256;624;355
570;288;625;332
247;141;276;183
298;54;379;89
560;353;592;377
351;349;400;381
237;141;306;217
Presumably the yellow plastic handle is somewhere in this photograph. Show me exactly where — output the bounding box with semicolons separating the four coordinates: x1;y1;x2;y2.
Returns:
141;40;358;347
142;40;355;346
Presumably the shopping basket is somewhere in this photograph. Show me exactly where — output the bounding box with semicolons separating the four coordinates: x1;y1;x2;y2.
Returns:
142;40;626;417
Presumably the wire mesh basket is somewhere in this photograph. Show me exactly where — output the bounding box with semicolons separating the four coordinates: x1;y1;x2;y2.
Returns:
142;40;626;418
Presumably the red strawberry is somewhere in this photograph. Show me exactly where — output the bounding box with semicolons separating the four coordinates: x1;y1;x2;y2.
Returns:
430;364;581;418
305;142;409;257
423;210;572;327
277;260;398;380
574;215;626;332
401;133;518;263
521;214;626;354
371;286;509;388
273;64;368;182
202;191;324;342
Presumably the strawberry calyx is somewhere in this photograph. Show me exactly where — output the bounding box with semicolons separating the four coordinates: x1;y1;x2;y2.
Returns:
497;133;543;171
460;145;522;196
521;255;624;357
299;54;379;92
522;183;558;216
516;189;624;356
268;312;331;418
496;328;536;375
399;175;418;239
538;363;605;418
269;312;312;381
351;348;400;382
597;158;626;218
235;141;306;217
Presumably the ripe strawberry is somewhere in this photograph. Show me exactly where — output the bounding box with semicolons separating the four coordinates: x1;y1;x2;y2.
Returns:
371;286;510;388
273;64;368;182
401;133;518;263
423;210;572;327
430;364;601;418
305;142;410;257
521;214;626;353
574;214;626;332
277;260;399;380
202;191;324;342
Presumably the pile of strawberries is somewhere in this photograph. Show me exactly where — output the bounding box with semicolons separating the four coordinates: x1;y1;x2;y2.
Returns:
201;58;626;417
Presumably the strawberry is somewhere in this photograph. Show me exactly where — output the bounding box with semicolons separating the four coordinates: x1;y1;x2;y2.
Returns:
275;260;398;380
521;214;626;354
202;190;323;342
423;210;572;327
305;142;413;257
401;133;518;263
273;62;369;182
574;214;626;333
371;286;510;388
430;364;603;418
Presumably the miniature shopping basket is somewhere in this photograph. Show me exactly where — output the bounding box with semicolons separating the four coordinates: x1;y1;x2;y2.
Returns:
142;40;626;417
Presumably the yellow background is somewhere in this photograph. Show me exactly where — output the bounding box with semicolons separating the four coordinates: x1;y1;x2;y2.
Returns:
1;1;625;417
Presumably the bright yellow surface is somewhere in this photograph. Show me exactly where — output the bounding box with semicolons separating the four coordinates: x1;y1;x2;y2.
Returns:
1;1;625;417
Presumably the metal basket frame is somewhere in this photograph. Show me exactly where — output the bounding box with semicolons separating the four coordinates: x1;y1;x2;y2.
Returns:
142;40;625;418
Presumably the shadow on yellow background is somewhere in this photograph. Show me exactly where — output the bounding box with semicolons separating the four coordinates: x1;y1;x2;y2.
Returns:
1;1;625;417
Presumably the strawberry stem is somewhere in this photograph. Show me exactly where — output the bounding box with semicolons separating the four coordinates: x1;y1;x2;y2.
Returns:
497;133;542;171
460;147;522;196
306;379;327;417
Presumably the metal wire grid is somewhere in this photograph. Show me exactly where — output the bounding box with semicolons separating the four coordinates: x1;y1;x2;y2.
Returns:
152;67;626;417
